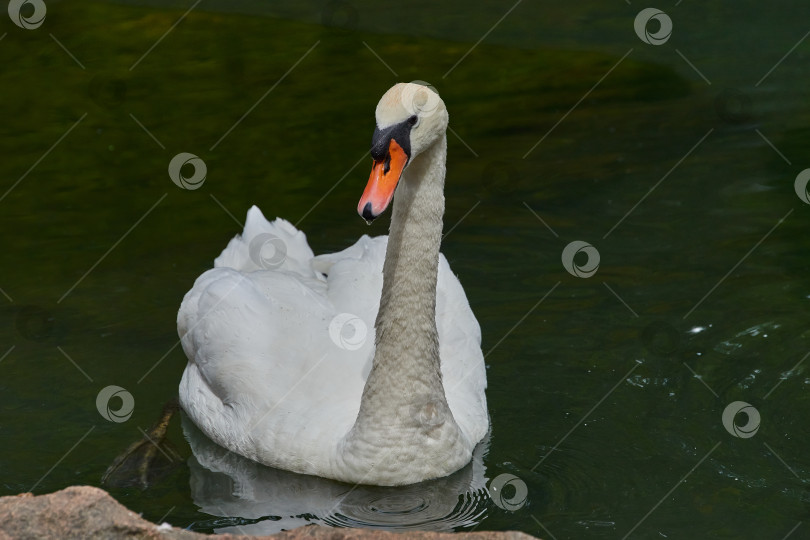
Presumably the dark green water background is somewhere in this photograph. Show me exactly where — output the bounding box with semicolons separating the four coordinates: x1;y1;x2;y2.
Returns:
1;1;809;538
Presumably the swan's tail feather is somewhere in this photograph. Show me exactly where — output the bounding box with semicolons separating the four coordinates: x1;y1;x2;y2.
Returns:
214;206;317;278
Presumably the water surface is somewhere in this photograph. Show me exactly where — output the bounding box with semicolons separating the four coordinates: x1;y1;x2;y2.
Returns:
1;1;809;538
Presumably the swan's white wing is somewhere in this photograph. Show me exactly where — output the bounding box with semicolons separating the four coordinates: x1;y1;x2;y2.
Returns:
436;256;488;445
178;207;487;478
179;207;370;472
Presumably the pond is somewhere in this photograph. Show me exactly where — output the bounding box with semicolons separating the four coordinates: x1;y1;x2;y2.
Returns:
1;0;809;538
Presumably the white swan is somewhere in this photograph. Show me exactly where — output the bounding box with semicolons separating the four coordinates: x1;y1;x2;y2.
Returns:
178;83;488;486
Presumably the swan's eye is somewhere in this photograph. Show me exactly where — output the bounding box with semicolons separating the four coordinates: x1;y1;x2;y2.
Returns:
407;115;419;127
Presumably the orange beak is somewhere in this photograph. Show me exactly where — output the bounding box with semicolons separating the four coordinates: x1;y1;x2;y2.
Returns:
358;139;409;222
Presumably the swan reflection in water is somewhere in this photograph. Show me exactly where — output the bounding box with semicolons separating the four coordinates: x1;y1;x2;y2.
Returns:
182;415;492;535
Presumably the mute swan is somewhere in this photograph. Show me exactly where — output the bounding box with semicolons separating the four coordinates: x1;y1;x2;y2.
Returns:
178;82;488;486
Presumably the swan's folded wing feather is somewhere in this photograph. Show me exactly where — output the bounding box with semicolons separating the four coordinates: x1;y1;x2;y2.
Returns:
178;218;378;467
214;206;319;279
311;234;378;275
312;235;386;323
178;264;368;466
436;254;489;444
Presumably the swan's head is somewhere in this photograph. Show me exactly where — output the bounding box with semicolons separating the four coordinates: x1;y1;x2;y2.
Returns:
358;82;448;222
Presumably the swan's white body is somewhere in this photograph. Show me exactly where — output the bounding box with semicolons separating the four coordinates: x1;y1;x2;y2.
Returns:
178;83;488;486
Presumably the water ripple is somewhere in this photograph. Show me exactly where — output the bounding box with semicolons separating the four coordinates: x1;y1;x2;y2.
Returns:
182;416;491;534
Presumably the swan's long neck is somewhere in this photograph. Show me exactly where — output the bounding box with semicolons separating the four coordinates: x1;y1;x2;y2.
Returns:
372;135;447;402
346;135;456;444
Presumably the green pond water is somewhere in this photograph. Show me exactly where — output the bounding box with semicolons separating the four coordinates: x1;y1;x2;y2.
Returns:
1;0;810;537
